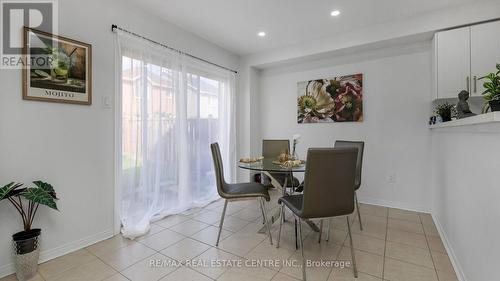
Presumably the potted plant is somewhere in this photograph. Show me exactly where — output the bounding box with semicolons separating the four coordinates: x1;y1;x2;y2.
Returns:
0;181;58;281
435;102;456;122
480;64;500;112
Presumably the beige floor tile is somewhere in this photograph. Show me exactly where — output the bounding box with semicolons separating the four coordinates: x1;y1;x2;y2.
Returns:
386;228;428;249
271;272;301;281
218;231;266;256
230;207;263;222
137;224;166;241
170;220;211;236
213;216;250;232
182;207;204;216
121;253;177;281
419;213;434;226
155;215;190;228
278;252;333;281
383;258;438;281
100;242;156;271
39;249;96;280
161;238;211;262
190;225;233;246
388;219;424;234
353;214;388;228
423;223;440;237
336;218;386;240
50;259;117;281
436;270;459;281
343;233;385;256
328;267;382;281
217;265;277;281
426;236;446;254
191;247;243;279
359;204;388;218
388;209;421;223
159;266;212;281
191;210;224;225
245;239;295;269
385;241;433;269
86;235;135;258
0;273;44;281
139;229;185;251
102;273;130;281
338;247;383;278
431;252;454;273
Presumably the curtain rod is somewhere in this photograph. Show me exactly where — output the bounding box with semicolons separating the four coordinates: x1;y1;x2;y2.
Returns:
111;24;238;74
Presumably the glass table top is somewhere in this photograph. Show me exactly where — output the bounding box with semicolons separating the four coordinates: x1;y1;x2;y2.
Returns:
238;158;306;173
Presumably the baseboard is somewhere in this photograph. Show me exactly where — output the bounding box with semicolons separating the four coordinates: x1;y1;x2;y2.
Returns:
431;214;467;281
357;196;430;213
0;228;114;279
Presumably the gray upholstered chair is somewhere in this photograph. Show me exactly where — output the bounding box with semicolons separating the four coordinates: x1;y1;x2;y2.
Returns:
262;139;300;188
210;143;273;246
276;148;359;280
335;140;365;230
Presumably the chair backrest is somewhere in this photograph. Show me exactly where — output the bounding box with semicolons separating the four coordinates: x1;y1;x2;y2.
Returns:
210;143;227;198
262;139;290;159
334;140;364;190
300;148;358;219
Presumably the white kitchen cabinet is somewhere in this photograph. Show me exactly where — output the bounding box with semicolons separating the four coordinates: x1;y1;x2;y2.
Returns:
471;21;500;96
435;27;471;99
434;20;500;99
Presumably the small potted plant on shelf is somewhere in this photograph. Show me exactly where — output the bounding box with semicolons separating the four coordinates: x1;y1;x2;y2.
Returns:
480;64;500;112
435;102;456;122
0;181;58;281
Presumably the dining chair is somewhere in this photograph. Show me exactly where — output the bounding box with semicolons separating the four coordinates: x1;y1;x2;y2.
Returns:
276;148;359;280
334;140;365;231
262;139;300;189
210;143;273;246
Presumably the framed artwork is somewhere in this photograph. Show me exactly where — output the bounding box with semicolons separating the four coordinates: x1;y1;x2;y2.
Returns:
297;74;363;123
23;27;92;105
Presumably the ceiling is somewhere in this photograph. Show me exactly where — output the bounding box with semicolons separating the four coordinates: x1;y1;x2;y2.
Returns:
127;0;487;56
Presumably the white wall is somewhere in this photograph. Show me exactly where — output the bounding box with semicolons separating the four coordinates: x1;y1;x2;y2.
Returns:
255;42;433;211
431;125;500;281
0;0;239;277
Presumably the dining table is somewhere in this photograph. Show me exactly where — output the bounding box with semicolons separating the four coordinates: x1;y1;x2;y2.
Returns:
238;158;320;234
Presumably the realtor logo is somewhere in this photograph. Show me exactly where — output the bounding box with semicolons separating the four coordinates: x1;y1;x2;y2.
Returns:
1;0;57;68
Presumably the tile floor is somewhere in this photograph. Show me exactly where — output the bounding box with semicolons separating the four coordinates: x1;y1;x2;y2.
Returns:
1;189;459;281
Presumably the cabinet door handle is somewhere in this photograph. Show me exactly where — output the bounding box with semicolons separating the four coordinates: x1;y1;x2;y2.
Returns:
466;76;470;92
474;76;477;93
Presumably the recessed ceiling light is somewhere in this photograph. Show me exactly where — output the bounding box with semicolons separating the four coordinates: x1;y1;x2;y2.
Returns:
258;31;266;37
330;10;341;17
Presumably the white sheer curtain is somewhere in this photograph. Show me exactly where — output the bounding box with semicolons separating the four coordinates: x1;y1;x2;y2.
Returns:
115;31;236;239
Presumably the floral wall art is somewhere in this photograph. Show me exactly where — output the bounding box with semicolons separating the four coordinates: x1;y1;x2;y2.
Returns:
297;74;363;123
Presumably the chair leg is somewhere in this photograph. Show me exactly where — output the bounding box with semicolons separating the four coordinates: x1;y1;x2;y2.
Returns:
260;200;266;225
326;219;331;242
355;192;363;231
260;198;273;245
346;216;358;278
277;204;284;248
294;219;298;250
297;217;306;281
318;220;323;243
216;200;228;246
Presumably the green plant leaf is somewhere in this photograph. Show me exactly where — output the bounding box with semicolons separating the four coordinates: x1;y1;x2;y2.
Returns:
21;188;58;210
0;183;16;200
33;180;57;198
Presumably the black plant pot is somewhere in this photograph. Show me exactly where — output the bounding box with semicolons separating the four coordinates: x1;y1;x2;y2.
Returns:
489;100;500;112
440;113;452;122
13;229;41;255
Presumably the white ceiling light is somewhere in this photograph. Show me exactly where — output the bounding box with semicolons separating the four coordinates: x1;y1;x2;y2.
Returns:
330;10;341;17
257;31;266;37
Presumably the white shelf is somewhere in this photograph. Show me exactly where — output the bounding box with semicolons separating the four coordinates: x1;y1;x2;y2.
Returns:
430;112;500;129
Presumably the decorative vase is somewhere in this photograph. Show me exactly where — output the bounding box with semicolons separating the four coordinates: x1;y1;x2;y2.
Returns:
489;100;500;112
13;229;41;281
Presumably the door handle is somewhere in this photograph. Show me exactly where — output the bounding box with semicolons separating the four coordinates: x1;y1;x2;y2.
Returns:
474;76;477;93
466;76;470;93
